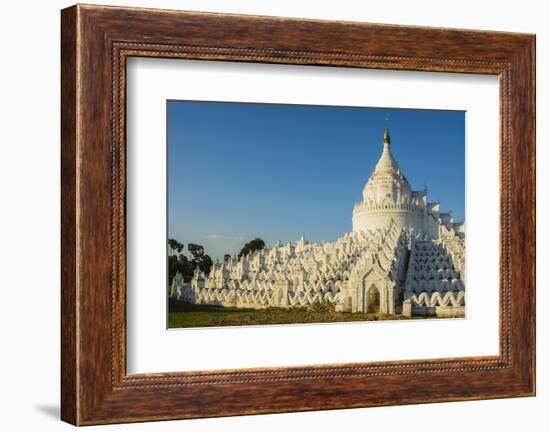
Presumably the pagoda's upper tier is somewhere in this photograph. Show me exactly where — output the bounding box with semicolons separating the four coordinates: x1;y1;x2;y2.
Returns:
361;129;414;205
372;128;401;176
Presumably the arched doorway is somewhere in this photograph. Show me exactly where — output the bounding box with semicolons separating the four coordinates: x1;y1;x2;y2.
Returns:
366;284;380;313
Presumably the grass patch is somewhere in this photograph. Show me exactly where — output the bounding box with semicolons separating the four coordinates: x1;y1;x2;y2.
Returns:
168;298;416;328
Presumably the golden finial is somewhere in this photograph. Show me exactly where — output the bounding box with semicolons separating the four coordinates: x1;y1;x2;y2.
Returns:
383;116;391;144
383;127;390;144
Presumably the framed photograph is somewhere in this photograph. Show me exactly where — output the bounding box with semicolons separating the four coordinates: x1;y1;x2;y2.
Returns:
165;101;466;328
61;4;535;425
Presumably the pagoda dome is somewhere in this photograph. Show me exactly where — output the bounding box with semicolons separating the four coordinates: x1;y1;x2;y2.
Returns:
352;127;428;235
372;128;401;177
362;129;412;203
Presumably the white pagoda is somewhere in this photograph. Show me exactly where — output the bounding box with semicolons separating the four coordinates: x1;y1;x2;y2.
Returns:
172;129;466;317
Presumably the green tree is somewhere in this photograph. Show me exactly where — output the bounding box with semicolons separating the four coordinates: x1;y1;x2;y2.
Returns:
168;240;214;285
168;238;194;285
168;238;184;256
178;253;194;281
188;243;214;276
187;243;204;258
238;238;265;258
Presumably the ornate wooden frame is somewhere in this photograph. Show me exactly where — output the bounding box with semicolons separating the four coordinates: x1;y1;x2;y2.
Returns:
61;4;535;426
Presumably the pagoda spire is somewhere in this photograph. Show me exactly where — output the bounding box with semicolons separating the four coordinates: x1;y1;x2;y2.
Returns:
383;116;391;144
383;127;391;145
371;127;400;177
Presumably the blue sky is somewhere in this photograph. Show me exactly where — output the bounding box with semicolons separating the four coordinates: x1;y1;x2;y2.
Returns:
168;101;465;261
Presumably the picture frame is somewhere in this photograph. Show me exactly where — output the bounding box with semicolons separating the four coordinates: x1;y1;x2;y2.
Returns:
60;4;535;425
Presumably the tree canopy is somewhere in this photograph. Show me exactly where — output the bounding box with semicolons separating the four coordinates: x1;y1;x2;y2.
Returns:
188;243;213;275
168;237;265;288
238;238;266;258
168;238;213;285
168;238;184;255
